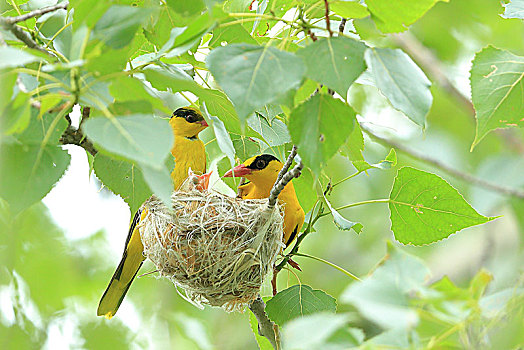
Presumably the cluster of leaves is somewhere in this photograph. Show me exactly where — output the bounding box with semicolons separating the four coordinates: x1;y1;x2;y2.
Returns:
1;0;523;349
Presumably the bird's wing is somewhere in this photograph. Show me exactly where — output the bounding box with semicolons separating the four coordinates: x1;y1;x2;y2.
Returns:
97;208;147;319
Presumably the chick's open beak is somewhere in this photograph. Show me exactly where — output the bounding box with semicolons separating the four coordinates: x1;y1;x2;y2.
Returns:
224;164;252;177
199;119;209;127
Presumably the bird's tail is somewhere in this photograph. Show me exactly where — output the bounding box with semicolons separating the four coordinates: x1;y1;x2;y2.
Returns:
97;209;147;319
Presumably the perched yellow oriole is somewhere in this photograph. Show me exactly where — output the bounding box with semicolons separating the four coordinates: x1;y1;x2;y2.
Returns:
97;107;208;319
224;154;305;247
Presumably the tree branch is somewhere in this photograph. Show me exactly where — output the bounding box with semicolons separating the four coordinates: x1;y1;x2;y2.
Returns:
268;149;303;208
2;1;69;25
0;1;69;56
248;296;281;349
0;19;50;55
363;126;524;199
323;0;333;37
59;106;98;156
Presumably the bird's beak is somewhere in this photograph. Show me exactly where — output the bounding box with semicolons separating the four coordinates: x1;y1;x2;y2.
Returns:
224;164;252;177
199;119;209;127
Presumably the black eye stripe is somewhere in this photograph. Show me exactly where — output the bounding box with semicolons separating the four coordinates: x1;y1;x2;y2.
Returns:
247;154;280;170
171;108;202;123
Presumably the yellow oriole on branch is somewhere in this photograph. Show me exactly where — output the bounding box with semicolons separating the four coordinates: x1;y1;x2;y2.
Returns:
97;107;208;319
224;154;305;247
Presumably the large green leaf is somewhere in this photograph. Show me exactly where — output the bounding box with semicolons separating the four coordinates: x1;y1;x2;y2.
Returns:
0;111;70;215
365;48;432;127
366;0;448;33
341;243;430;329
502;0;524;19
0;47;42;69
389;167;495;245
247;113;290;147
331;1;370;19
296;37;367;97
470;46;524;148
93;5;154;49
83;114;174;169
206;44;305;120
289;93;356;174
209;23;257;47
93;155;151;213
265;285;337;326
282;313;352;349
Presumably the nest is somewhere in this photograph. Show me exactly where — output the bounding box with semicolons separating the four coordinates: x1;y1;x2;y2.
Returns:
139;185;284;312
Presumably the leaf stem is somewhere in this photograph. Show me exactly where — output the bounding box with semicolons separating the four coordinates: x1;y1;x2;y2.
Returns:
294;252;360;281
332;170;363;188
319;198;389;218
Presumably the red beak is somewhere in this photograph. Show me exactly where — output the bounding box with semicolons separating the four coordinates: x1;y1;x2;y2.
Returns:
199;119;209;127
224;164;252;177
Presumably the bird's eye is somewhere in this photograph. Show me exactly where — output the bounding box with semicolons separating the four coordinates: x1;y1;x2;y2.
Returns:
186;114;197;123
256;159;266;169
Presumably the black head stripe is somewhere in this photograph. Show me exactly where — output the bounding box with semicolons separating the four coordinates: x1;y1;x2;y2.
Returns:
247;154;280;170
171;108;203;123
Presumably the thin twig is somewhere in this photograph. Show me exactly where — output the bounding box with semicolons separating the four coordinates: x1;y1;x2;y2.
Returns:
2;1;69;25
275;146;297;184
323;0;333;37
248;296;281;349
0;19;50;55
363;126;524;199
268;161;304;208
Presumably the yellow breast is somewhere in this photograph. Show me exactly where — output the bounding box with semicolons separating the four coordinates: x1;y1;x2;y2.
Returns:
171;136;206;190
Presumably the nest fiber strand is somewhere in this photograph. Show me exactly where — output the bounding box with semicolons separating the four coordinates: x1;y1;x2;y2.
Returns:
140;188;284;312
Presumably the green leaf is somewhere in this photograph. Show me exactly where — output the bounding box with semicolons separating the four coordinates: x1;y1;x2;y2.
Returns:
365;48;432;127
231;135;260;160
502;0;524;19
166;0;205;17
203;104;236;167
366;0;448;33
206;44;305;120
470;46;524;148
351;148;397;173
323;193;363;233
282;313;350;349
247;113;290;147
341;242;430;329
248;311;273;350
265;285;337;326
389;167;496;245
0;47;42;68
139;162;173;207
0;71;17;112
209;23;257;47
144;64;203;94
340;119;365;162
331;1;370;19
296;36;367;97
83;114;174;169
93;155;151;213
93;5;154;49
0;111;70;215
289;93;356;174
164;12;217;58
1;92;31;135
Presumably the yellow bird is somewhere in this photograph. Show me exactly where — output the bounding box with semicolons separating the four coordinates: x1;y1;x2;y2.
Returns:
97;107;208;319
224;154;305;247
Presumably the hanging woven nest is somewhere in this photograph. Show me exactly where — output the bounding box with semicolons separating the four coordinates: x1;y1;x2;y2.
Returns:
139;180;284;312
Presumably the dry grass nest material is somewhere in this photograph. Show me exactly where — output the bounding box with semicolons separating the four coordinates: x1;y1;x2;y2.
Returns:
140;184;284;312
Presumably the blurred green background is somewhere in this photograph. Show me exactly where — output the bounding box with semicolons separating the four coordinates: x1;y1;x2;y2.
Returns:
1;0;524;348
